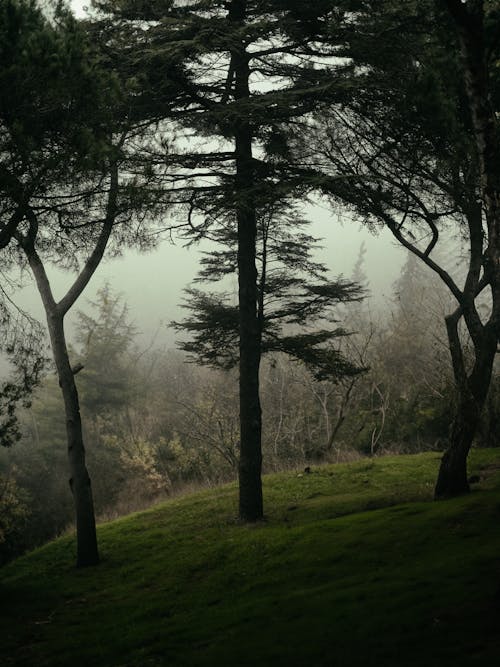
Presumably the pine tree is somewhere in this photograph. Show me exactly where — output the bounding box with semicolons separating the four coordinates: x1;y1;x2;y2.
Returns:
91;0;356;519
0;1;162;565
75;285;137;416
174;208;363;381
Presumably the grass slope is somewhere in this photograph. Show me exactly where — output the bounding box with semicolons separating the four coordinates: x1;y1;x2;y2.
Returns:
2;450;500;667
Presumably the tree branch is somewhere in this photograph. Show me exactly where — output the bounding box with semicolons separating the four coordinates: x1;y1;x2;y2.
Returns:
57;161;119;316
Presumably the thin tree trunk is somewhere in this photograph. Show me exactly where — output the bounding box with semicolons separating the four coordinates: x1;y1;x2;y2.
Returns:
325;378;357;452
16;162;118;565
230;0;264;521
47;312;99;566
25;246;100;567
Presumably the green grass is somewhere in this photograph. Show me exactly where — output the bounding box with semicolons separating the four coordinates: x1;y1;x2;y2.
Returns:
2;450;500;666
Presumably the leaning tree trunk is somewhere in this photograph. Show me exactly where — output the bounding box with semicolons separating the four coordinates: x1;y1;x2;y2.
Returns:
231;0;264;521
20;163;117;565
435;391;481;498
47;311;99;566
435;312;496;499
25;240;102;567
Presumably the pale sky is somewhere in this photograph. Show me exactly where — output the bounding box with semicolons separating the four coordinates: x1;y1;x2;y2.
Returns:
14;208;405;349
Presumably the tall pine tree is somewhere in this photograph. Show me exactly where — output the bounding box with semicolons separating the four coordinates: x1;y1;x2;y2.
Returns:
91;0;355;519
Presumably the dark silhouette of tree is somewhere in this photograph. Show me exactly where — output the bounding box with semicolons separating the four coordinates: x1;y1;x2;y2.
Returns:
91;0;356;520
0;0;92;444
0;1;165;566
298;0;500;497
174;209;363;382
434;0;500;495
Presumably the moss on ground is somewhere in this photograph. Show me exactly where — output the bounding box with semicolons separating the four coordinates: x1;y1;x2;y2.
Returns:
2;450;500;666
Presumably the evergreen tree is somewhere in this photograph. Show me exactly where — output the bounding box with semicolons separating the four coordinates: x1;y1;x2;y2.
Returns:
91;0;355;520
174;209;363;381
0;0;87;445
0;0;164;566
75;285;137;416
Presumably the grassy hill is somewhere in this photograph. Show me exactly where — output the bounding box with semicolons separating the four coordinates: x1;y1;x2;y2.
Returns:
2;450;500;666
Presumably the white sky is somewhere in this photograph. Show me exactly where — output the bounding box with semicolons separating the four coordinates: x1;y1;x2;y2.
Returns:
71;0;87;17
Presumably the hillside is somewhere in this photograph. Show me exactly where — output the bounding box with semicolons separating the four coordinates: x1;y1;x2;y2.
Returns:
2;450;500;666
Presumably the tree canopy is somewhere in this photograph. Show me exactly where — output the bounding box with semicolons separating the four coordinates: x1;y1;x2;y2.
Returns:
296;0;500;495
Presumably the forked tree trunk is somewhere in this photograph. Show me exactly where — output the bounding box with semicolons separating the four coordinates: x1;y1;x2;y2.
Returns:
439;0;500;494
434;393;480;498
19;163;117;565
24;253;100;566
435;312;496;499
23;234;108;567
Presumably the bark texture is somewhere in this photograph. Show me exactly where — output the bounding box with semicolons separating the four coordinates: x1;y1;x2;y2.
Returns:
231;0;264;521
18;165;116;564
48;313;99;566
435;393;480;498
26;251;99;566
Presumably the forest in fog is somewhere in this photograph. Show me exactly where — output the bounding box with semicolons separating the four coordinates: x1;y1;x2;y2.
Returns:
2;248;498;564
1;0;500;570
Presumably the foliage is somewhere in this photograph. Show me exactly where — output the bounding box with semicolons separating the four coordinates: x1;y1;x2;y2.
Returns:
90;0;365;520
0;0;177;565
2;376;74;553
0;262;465;562
74;285;137;415
0;308;46;448
294;0;500;493
173;211;364;382
0;0;121;447
1;449;500;665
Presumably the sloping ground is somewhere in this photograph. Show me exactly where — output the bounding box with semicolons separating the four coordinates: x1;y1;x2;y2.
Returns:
1;450;500;667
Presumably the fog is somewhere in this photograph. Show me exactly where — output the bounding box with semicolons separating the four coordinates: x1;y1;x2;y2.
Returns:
6;0;406;350
11;203;405;349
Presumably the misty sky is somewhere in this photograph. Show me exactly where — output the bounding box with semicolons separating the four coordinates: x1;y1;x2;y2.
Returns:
14;199;406;348
11;1;408;351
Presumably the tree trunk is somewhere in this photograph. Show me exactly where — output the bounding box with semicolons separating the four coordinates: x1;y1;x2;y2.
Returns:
438;1;500;498
48;311;99;566
435;312;496;499
235;108;264;522
231;0;264;521
434;393;479;498
19;164;117;565
27;239;100;566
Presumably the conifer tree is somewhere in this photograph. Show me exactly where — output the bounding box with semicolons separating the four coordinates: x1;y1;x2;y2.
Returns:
91;0;355;519
0;0;163;565
174;208;363;381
